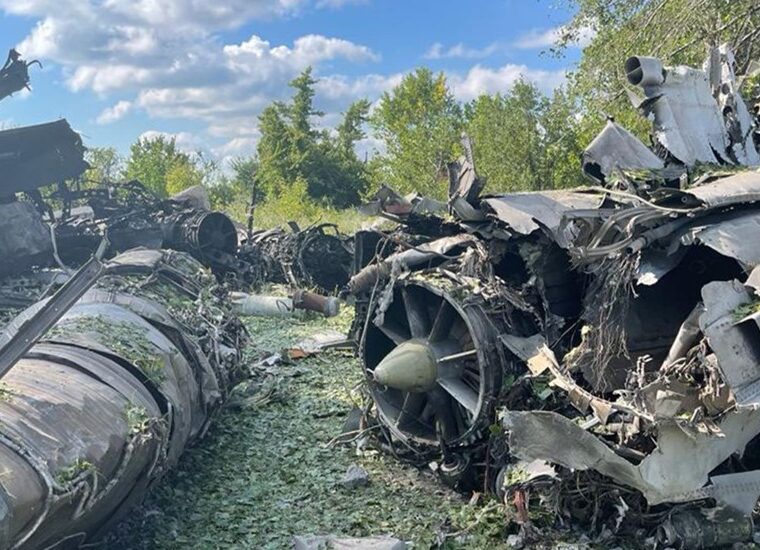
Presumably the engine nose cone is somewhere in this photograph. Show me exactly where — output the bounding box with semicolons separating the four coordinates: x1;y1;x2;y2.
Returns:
373;340;437;392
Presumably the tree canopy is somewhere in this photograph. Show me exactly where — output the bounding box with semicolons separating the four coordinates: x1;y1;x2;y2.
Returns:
255;68;371;208
124;135;213;198
371;68;463;197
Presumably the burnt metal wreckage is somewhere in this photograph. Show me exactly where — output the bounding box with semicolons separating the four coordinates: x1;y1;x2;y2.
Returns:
0;47;347;548
347;47;760;547
240;222;354;294
0;50;255;549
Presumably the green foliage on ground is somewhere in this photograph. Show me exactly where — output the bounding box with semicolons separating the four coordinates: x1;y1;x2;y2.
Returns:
109;304;512;549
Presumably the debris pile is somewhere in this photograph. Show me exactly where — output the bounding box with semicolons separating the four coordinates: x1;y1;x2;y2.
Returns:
0;249;247;549
241;223;354;293
0;52;251;549
349;47;760;546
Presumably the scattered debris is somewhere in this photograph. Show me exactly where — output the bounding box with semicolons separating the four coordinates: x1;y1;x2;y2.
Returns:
340;464;370;489
349;47;760;547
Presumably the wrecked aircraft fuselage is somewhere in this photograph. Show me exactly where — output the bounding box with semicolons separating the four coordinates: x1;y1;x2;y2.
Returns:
0;249;247;549
350;48;760;544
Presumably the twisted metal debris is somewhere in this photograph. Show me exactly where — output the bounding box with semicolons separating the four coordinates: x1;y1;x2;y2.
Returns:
349;47;760;547
0;54;253;549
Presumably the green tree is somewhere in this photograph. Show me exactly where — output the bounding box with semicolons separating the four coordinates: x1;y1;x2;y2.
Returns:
230;156;259;198
84;147;124;184
288;68;322;159
257;102;293;198
255;69;370;208
371;68;463;197
540;87;586;190
337;99;371;155
464;80;585;193
465;81;548;192
125;135;212;197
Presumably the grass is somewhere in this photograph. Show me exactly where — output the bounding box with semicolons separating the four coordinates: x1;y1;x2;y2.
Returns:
219;180;369;234
108;304;513;549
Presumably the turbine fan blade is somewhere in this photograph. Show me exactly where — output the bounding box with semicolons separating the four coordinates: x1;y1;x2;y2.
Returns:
429;300;456;342
374;318;410;345
401;287;430;338
438;377;479;414
397;393;428;431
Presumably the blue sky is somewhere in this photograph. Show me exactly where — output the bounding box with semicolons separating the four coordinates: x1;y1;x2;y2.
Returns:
0;0;589;165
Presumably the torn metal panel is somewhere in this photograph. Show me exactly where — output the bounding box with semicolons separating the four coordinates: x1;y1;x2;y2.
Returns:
504;409;760;511
626;56;729;165
709;44;760;165
450;134;482;202
700;279;760;408
480;191;604;239
675;471;760;515
636;247;687;286
682;210;760;266
582;119;665;182
0;120;88;196
0;201;52;275
680;170;760;208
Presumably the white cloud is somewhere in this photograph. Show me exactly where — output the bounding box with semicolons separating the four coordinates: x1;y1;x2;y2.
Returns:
423;42;501;60
1;0;309;30
2;0;573;167
515;24;595;50
4;0;384;163
138;130;204;154
450;64;567;101
96;100;132;124
314;73;403;102
223;34;379;77
213;135;260;159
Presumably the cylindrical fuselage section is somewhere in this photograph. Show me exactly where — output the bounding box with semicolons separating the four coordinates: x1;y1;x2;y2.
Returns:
0;249;244;549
